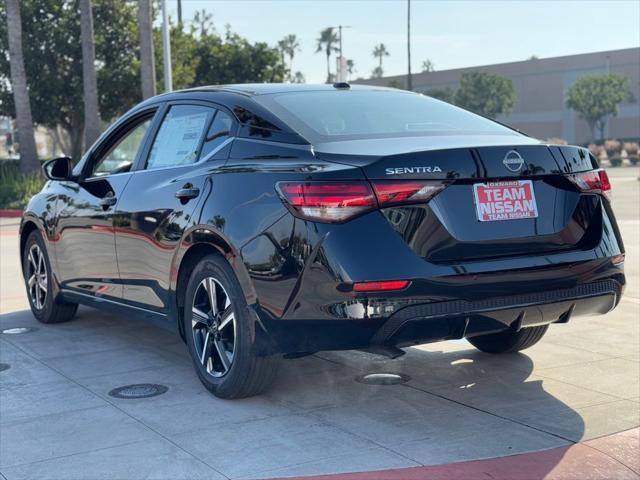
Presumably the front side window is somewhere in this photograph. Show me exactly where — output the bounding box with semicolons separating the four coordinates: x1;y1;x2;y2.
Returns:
91;118;152;177
146;105;212;169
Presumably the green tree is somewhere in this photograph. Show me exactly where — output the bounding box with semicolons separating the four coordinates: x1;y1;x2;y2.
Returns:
193;28;286;85
454;71;517;118
315;27;339;83
0;0;141;160
154;22;199;91
566;74;632;141
427;87;455;104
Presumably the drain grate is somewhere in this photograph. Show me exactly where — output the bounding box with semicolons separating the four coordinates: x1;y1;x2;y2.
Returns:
1;327;37;335
108;384;168;399
356;373;411;385
0;363;10;372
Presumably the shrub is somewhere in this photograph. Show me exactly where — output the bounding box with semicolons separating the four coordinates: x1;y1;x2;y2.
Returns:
588;143;601;156
0;161;45;210
609;157;623;167
604;139;622;157
623;142;639;165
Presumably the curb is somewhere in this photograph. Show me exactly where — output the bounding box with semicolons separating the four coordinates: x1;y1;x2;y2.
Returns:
0;209;22;218
276;428;640;480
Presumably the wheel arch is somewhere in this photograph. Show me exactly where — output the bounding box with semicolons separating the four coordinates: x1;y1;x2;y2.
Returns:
19;218;42;274
171;227;256;340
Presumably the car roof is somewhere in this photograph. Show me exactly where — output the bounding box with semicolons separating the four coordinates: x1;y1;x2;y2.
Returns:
179;83;401;96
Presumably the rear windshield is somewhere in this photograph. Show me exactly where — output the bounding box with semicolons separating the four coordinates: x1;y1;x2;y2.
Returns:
254;89;518;143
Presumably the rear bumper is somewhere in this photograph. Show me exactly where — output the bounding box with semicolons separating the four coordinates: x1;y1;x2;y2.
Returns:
257;275;624;355
372;278;622;347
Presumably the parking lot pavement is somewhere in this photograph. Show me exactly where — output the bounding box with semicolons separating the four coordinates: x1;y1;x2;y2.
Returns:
0;167;638;479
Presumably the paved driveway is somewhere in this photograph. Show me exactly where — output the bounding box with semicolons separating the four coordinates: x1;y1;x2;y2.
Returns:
0;167;638;479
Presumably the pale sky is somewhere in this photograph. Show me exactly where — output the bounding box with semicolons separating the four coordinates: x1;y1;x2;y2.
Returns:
165;0;640;83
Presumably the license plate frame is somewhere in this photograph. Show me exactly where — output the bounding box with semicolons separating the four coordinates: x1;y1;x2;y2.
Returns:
473;180;538;222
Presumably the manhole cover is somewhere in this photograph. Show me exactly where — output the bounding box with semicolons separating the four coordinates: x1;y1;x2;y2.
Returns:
0;363;10;372
356;373;410;385
1;327;37;335
108;384;168;399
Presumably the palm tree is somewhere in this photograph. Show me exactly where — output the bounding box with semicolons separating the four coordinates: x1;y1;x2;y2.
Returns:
421;59;435;72
346;59;355;80
315;27;339;83
279;34;301;82
284;34;300;75
193;9;213;37
6;0;39;174
292;71;306;84
138;0;156;99
373;43;390;70
80;0;101;150
277;39;287;67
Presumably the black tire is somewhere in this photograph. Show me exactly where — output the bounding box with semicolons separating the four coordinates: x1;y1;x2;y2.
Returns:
183;254;278;399
23;230;78;324
467;325;549;354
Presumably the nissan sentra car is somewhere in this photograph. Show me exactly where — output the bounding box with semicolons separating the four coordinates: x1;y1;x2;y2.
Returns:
21;84;625;398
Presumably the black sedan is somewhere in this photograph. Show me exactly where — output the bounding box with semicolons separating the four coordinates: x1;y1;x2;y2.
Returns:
21;84;625;398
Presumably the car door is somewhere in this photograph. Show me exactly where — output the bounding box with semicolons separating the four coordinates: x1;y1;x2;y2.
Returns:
54;109;158;301
114;102;236;312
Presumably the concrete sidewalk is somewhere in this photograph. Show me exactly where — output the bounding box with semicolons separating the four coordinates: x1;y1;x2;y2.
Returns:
1;167;638;479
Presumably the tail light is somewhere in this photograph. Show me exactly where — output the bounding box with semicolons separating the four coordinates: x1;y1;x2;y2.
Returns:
568;170;612;201
276;182;376;222
371;181;447;207
353;280;410;292
277;180;447;223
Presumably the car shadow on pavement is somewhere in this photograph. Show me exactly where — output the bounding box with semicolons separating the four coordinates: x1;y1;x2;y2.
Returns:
1;307;586;479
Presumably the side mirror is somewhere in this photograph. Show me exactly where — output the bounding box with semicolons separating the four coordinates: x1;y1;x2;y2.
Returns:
43;156;74;181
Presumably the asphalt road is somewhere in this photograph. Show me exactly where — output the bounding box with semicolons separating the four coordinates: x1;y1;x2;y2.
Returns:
0;167;638;479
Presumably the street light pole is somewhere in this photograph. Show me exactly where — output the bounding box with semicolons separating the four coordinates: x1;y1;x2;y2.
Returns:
334;25;351;82
407;0;413;91
161;0;172;92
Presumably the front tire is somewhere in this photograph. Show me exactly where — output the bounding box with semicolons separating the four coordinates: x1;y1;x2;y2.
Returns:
183;254;278;399
23;230;78;324
467;325;549;354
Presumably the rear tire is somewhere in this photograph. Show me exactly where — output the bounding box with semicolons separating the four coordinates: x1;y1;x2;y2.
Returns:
183;254;278;399
23;230;78;324
467;325;549;354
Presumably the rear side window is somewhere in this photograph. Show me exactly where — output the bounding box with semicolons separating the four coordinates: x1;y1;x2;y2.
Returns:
255;90;518;142
146;105;212;169
200;110;234;159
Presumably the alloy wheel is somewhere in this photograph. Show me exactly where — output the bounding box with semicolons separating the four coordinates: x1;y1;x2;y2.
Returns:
191;277;236;378
26;244;47;310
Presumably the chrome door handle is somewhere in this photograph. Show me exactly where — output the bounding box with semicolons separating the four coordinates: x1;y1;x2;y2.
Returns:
175;186;200;201
99;195;117;209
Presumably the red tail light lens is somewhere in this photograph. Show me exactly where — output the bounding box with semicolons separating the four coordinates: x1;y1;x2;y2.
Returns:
277;180;448;223
371;181;447;206
353;280;410;292
569;170;612;201
276;182;376;222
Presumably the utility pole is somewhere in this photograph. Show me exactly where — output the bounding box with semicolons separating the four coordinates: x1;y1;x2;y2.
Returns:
161;0;173;92
407;0;413;91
